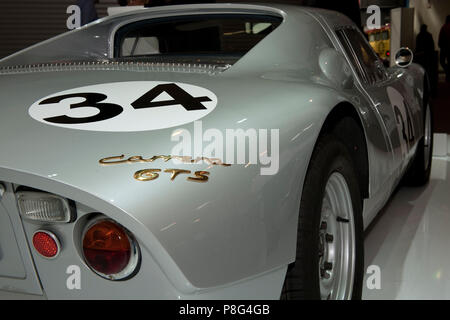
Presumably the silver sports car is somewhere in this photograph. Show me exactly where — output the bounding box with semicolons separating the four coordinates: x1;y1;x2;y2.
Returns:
0;3;432;300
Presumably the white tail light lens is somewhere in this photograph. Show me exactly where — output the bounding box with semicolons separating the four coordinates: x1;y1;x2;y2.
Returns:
16;192;72;223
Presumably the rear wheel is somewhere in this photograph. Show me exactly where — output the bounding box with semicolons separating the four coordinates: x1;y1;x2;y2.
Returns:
281;134;364;300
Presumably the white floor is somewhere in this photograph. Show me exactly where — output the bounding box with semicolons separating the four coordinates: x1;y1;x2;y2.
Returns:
363;156;450;299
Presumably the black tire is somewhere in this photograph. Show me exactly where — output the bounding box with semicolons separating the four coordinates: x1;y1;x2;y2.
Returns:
404;101;433;186
281;134;364;300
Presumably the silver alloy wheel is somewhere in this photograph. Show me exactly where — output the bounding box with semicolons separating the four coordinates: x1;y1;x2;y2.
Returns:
318;172;355;300
424;103;432;171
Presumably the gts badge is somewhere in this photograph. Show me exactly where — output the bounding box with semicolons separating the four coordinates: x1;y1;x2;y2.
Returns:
134;169;210;183
99;155;231;183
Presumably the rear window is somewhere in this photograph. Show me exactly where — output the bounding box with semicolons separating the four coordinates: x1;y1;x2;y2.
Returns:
114;14;282;65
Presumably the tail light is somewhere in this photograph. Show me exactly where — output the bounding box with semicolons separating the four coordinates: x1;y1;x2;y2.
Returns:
32;230;60;259
16;191;73;223
82;217;140;280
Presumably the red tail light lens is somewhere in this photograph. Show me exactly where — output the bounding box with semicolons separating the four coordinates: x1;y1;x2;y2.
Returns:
82;219;139;280
33;231;60;259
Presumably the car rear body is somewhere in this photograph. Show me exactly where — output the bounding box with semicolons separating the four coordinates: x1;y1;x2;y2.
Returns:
0;3;425;299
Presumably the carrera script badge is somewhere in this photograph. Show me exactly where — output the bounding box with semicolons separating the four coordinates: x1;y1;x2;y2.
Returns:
99;154;230;183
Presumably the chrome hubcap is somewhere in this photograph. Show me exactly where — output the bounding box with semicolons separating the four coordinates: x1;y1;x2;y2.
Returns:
319;172;355;300
424;104;432;171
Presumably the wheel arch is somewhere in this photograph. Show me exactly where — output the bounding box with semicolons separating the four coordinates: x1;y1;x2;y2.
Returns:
317;101;370;199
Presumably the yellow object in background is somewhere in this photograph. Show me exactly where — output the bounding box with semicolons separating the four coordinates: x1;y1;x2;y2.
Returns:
367;25;391;61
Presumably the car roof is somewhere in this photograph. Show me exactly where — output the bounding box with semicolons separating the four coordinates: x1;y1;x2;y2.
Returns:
96;2;354;29
0;2;356;72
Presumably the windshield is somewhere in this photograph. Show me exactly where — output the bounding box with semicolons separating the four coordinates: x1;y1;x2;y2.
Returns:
114;14;282;65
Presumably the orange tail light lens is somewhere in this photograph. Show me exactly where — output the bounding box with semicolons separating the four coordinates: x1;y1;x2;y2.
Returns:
82;219;139;280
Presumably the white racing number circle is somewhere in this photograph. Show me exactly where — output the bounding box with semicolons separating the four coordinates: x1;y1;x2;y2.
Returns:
29;81;218;132
387;86;412;158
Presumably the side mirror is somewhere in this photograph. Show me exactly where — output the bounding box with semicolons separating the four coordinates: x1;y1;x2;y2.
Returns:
395;47;413;68
319;48;354;89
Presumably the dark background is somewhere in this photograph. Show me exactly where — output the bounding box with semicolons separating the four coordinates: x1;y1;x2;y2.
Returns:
0;0;362;59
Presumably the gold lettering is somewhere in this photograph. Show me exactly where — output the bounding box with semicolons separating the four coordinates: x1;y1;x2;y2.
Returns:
127;156;144;163
99;155;127;165
100;154;230;167
164;169;191;181
148;155;172;162
134;169;161;181
203;157;231;167
187;171;210;183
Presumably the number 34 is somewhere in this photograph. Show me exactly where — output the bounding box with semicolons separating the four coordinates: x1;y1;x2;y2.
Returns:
39;83;212;124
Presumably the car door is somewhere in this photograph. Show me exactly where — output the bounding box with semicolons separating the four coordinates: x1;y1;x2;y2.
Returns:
336;27;417;180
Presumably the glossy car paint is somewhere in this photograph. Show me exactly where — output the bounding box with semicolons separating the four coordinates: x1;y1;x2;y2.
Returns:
0;4;425;298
